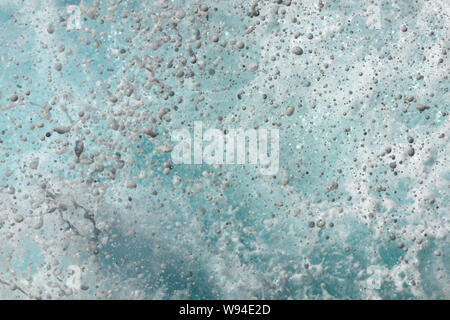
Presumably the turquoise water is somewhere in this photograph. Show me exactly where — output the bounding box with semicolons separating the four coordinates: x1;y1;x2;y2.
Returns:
0;0;448;299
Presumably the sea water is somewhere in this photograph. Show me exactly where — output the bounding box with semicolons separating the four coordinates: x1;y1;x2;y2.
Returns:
0;0;448;299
